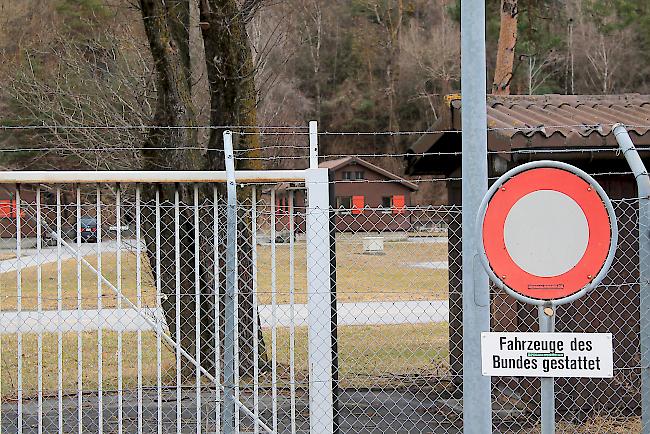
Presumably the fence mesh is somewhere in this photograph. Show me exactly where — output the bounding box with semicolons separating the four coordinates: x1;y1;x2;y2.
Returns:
0;181;643;433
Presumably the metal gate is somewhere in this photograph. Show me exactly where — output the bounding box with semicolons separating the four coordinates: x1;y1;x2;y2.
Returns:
0;127;337;433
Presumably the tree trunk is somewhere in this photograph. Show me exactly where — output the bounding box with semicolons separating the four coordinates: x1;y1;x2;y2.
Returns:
139;0;267;382
200;0;267;378
493;0;518;95
139;0;215;381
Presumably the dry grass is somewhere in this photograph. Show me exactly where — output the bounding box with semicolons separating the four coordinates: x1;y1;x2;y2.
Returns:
256;239;448;304
0;239;448;311
1;330;176;399
0;253;158;311
527;415;641;433
0;253;16;261
2;323;449;398
267;322;449;388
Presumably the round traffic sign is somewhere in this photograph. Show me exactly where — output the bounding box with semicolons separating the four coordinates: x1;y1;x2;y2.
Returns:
477;161;618;306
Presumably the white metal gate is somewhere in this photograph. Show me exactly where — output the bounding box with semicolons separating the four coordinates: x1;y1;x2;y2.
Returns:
0;127;337;433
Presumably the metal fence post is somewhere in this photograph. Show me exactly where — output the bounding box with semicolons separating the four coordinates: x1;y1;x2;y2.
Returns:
539;306;556;434
306;119;337;434
614;124;650;434
461;0;492;430
223;130;237;434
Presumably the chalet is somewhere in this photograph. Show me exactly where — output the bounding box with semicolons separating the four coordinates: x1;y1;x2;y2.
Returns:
0;185;37;238
406;93;650;414
274;156;418;233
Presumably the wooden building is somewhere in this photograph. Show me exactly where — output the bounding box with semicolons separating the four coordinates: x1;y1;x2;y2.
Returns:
406;94;650;414
0;185;37;238
274;156;418;233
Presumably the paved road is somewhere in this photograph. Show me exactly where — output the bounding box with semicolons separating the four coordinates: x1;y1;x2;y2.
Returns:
2;388;464;434
0;300;449;334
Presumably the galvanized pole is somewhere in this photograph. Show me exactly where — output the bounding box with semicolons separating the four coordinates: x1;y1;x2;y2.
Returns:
223;130;237;434
538;306;555;434
614;124;650;434
461;0;492;431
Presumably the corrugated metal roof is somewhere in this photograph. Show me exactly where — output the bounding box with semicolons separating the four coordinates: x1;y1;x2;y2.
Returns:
406;93;650;175
453;93;650;148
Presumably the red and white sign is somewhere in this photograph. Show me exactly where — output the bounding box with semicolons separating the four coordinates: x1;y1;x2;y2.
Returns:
481;165;614;302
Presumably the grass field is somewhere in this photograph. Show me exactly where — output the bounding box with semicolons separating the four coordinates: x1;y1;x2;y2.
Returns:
0;238;449;311
1;323;449;398
529;416;641;433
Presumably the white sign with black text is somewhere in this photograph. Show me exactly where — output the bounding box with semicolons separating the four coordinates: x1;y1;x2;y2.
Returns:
481;332;613;378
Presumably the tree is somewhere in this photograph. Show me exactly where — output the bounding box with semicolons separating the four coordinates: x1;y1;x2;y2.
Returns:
493;0;518;94
364;0;404;144
139;0;265;380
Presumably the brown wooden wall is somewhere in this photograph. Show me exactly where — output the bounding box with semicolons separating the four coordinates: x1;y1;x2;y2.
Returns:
274;164;416;233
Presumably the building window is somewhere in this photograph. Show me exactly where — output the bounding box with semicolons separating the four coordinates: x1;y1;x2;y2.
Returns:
342;171;364;180
336;196;352;214
381;196;393;212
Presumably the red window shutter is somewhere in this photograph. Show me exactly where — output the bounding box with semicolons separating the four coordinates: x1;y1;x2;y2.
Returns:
0;200;11;218
392;195;405;214
352;195;364;214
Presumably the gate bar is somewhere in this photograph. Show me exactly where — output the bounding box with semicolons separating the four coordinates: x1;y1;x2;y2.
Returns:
193;185;202;434
46;225;274;433
271;188;278;434
251;186;260;434
136;185;144;434
223;131;237;434
174;185;182;434
36;187;43;434
116;185;124;434
96;187;104;434
155;188;163;434
76;186;84;434
16;187;23;434
0;170;307;184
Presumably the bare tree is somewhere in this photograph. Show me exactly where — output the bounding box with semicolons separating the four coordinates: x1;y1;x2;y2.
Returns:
400;13;461;118
524;50;563;95
362;0;403;145
296;0;323;120
2;9;153;170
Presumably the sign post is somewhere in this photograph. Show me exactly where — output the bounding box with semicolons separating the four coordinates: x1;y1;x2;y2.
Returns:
477;160;618;433
538;307;555;434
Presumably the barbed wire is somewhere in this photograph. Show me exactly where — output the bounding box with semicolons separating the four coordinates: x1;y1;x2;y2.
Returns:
2;146;650;158
0;125;308;131
1;122;648;134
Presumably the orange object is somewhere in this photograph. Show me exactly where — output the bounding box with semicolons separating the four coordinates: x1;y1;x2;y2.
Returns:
0;200;16;218
352;196;364;214
392;195;405;213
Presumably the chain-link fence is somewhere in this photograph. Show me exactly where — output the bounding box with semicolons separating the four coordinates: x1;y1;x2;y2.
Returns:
0;150;645;433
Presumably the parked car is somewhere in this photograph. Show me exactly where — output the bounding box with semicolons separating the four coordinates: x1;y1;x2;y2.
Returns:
78;217;98;243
